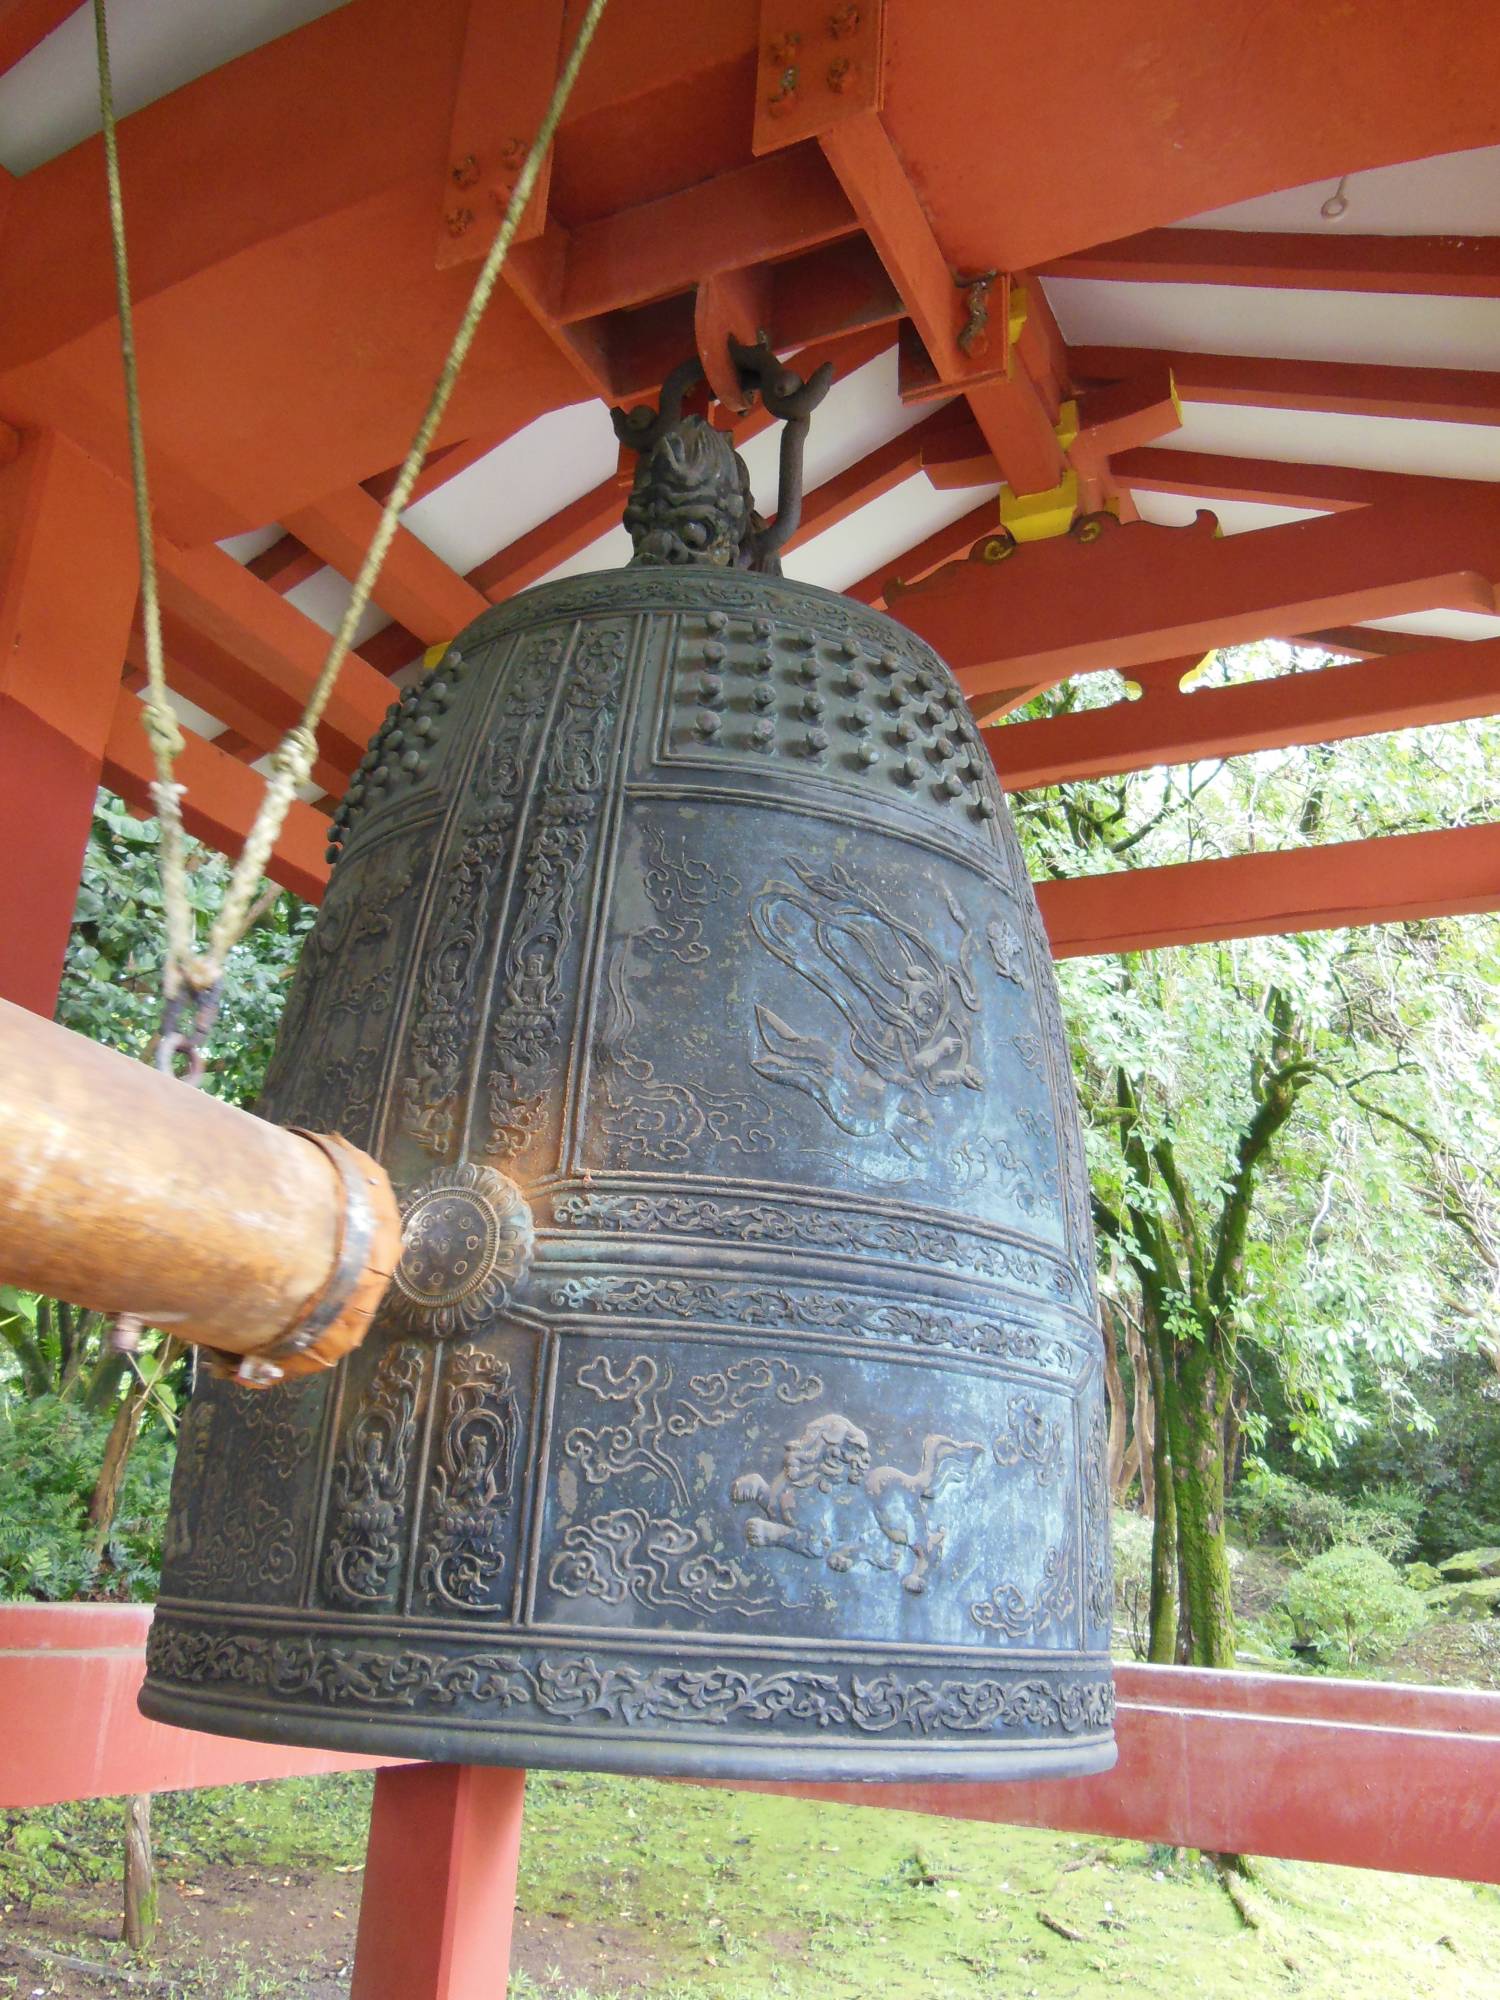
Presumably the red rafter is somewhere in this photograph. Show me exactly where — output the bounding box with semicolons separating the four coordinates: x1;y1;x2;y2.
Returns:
991;638;1500;789
1071;346;1500;428
1112;448;1473;513
891;492;1500;698
1038;820;1500;957
1042;228;1500;298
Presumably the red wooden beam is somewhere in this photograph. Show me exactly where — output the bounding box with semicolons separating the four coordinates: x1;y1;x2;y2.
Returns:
749;1664;1500;1885
102;694;333;906
1071;346;1500;429
556;150;856;324
248;533;324;593
889;491;1500;699
819;113;1065;495
924;366;1183;496
155;539;395;766
353;1766;526;2000
0;431;138;1012
284;489;489;646
1293;624;1432;659
1043;228;1500;298
8;1611;1500;2000
1113;447;1467;513
435;0;563;268
1036;819;1500;957
0;0;76;75
990;638;1500;789
0;1605;384;1806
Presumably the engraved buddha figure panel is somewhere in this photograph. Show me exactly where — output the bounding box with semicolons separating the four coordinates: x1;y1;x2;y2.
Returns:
258;821;437;1143
535;1334;1084;1653
317;1320;540;1620
161;1374;331;1608
396;618;634;1178
587;796;1064;1248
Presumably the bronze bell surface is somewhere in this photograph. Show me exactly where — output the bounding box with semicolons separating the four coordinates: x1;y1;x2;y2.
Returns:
142;346;1115;1782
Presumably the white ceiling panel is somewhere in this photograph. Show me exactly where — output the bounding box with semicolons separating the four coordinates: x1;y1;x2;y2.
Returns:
216;525;285;564
401;401;621;575
0;0;352;175
1359;609;1500;640
1130;491;1327;535
784;475;996;595
1175;143;1500;237
538;523;634;587
284;568;390;649
1170;402;1500;481
1046;277;1500;371
737;344;919;513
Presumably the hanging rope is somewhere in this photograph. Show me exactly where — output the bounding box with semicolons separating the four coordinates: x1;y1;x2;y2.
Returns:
94;0;610;1000
92;0;196;999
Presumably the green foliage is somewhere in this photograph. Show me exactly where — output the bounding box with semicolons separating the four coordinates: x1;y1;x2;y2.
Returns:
1014;650;1500;1659
0;1395;172;1601
1283;1544;1428;1668
1272;1347;1500;1563
56;788;313;1108
1230;1468;1347;1555
1229;1468;1416;1563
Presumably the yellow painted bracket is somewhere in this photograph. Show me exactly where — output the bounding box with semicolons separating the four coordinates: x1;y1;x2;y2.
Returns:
999;468;1079;541
998;402;1085;541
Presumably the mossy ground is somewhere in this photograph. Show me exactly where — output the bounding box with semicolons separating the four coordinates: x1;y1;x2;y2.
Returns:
3;1768;1499;1998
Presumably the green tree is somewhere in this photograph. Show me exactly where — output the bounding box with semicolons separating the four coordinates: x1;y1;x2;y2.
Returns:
1013;644;1500;1667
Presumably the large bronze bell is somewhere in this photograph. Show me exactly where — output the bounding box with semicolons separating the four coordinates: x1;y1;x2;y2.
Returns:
142;348;1115;1781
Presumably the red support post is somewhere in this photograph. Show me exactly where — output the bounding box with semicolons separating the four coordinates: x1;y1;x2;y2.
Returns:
351;1763;527;2000
0;431;138;1014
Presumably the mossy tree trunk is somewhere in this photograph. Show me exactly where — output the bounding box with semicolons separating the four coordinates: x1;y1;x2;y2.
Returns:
1092;992;1314;1670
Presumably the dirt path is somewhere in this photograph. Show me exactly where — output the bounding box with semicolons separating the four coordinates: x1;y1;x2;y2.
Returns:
0;1863;657;1998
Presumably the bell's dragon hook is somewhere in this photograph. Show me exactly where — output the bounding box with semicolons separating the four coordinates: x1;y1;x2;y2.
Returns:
728;332;834;567
609;336;833;574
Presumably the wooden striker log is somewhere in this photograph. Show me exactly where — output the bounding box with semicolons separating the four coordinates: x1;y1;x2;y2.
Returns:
0;997;400;1377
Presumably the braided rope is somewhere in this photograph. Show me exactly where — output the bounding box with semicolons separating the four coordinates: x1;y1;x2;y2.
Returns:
93;0;199;995
95;0;610;992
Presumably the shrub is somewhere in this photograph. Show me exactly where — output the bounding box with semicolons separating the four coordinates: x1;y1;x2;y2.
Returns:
1283;1545;1427;1669
1231;1469;1348;1555
0;1395;172;1601
1231;1468;1416;1562
1338;1502;1418;1565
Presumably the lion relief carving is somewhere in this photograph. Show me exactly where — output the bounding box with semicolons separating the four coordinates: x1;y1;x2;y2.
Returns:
730;1413;983;1596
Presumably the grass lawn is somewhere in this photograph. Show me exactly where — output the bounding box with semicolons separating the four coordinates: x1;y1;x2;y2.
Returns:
2;1768;1498;1997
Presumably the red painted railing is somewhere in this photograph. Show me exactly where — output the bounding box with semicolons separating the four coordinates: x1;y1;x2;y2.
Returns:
4;1603;1499;1998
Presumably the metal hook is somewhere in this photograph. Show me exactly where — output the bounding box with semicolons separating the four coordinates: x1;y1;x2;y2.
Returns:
609;356;706;456
1320;175;1350;221
727;333;834;567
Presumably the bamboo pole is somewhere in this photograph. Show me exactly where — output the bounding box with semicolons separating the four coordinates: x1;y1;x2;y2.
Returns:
0;998;400;1377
